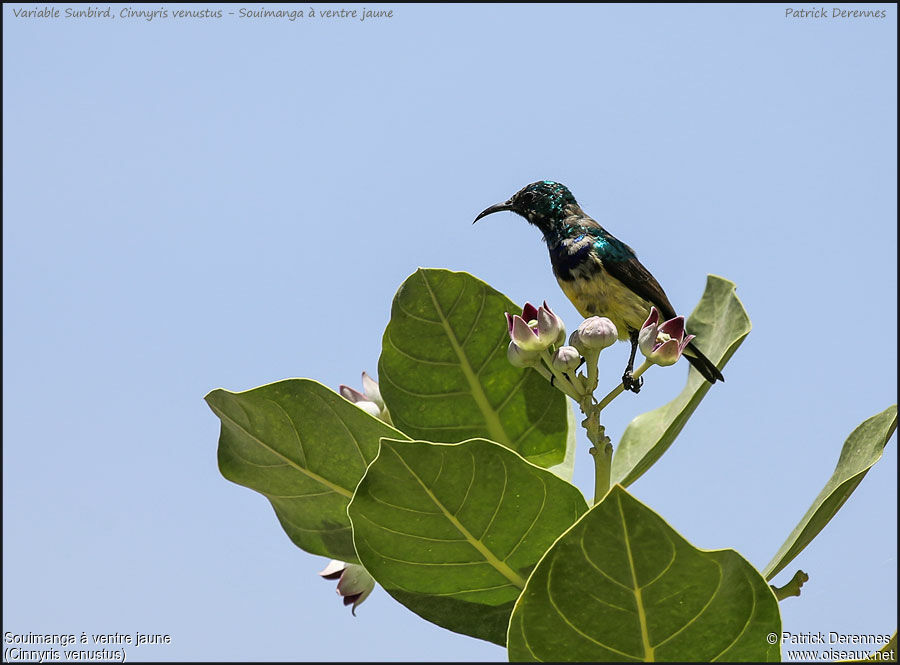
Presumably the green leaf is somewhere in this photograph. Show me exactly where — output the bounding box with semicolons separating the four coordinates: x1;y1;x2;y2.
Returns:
378;268;568;468
547;400;578;482
763;405;897;581
611;275;751;487
508;486;781;662
348;437;588;645
205;379;409;562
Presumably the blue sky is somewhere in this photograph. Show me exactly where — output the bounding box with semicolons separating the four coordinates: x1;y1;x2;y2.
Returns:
3;3;896;661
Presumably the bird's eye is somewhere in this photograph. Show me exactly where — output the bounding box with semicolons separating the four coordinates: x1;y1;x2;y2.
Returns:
520;192;535;207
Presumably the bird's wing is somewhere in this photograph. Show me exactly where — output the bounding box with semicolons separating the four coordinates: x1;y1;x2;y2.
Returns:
603;257;678;320
591;229;679;321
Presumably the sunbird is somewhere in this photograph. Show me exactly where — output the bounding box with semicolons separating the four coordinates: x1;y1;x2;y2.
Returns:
474;180;723;392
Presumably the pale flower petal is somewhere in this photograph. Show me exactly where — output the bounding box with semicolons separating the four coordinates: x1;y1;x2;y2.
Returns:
360;371;384;410
639;307;694;367
339;385;368;403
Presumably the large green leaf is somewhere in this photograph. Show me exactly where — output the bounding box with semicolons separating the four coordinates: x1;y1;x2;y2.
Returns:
611;275;751;487
763;405;897;581
547;401;578;482
508;485;781;662
348;437;588;645
206;379;408;562
378;268;568;468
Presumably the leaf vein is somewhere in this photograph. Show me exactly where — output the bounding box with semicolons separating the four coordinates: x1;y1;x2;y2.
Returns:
418;270;511;446
385;330;459;366
546;555;640;659
503;476;547;562
209;403;352;499
386;445;525;588
355;511;469;543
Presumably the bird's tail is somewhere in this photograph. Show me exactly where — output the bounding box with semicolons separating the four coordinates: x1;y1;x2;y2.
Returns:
683;341;724;384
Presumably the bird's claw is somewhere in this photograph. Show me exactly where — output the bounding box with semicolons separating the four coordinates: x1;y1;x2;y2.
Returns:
622;372;643;394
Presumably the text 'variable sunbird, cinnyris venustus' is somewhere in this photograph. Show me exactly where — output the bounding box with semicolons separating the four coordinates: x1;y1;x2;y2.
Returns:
474;180;724;393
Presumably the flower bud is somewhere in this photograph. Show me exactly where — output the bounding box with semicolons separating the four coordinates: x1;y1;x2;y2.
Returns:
339;373;391;423
507;340;542;368
319;560;375;615
570;317;618;355
551;345;582;373
506;301;566;352
507;313;546;352
536;301;565;347
638;307;695;367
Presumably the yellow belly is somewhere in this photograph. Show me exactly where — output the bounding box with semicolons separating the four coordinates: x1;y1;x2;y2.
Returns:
557;273;652;340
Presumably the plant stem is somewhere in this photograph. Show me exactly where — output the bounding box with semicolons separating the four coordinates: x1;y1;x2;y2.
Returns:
581;404;613;504
539;350;585;401
770;570;809;601
585;351;600;393
529;361;554;384
594;360;653;412
580;360;655;504
589;440;613;504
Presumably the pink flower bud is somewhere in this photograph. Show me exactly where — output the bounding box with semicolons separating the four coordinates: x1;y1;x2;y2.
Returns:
319;560;375;615
505;301;565;351
638;307;695;367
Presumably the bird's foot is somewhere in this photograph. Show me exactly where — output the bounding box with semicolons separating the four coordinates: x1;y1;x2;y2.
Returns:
622;371;643;394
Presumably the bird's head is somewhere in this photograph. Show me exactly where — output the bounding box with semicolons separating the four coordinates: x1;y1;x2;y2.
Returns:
473;181;579;234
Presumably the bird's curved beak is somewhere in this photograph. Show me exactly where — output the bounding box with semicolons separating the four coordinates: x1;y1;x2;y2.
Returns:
473;200;514;224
